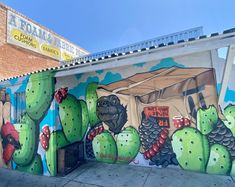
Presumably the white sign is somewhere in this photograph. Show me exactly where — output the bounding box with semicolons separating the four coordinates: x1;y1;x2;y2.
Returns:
7;10;88;61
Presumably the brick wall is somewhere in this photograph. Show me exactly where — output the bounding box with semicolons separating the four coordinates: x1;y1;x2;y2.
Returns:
0;4;59;80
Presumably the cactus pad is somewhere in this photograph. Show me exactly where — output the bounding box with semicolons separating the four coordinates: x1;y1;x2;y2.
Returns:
46;130;69;176
116;126;140;163
59;94;82;143
86;83;101;127
197;105;218;135
206;144;231;175
26;71;55;122
223;104;235;137
16;154;43;175
92;130;117;163
171;127;209;172
230;160;235;176
79;100;89;140
13;114;39;166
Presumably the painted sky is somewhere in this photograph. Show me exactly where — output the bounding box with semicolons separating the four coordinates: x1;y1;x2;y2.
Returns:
1;0;234;53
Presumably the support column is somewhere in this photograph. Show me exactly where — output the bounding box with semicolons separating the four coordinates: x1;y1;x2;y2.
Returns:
218;45;235;105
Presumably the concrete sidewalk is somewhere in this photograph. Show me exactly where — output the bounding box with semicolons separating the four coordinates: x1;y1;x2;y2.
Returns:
0;162;234;187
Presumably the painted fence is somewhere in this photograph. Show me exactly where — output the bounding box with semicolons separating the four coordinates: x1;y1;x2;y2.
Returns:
0;51;235;176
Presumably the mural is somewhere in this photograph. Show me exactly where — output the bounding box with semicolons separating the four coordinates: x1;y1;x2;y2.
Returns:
0;90;15;168
0;56;235;177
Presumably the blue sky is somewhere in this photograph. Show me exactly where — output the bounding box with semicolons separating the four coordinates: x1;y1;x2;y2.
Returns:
1;0;234;53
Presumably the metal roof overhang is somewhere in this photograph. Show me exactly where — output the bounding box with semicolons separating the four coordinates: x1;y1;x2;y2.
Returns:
1;29;235;105
54;31;235;78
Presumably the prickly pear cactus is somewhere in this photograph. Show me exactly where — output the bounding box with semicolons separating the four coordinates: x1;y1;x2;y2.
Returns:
46;130;69;176
13;114;39;166
79;100;89;140
55;130;70;148
206;144;231;175
26;71;55;122
223;104;235;137
207;119;235;158
116;126;140;163
86;83;101;127
197;105;218;135
59;94;82;143
16;154;43;175
230;160;235;176
92;130;117;163
171;127;209;172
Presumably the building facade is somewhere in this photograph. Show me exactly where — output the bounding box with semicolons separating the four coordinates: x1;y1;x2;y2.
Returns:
0;27;235;177
0;3;88;80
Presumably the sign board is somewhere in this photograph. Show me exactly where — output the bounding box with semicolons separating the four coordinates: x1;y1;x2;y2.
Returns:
7;10;88;61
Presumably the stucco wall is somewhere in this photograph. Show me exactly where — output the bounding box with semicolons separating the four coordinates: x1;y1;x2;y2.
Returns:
0;51;235;177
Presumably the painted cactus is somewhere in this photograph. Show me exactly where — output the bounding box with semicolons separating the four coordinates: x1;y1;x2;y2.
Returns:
79;100;89;140
58;93;82;143
197;105;218;135
26;71;54;122
206;144;231;175
223;104;235;137
116;126;140;163
16;154;43;175
46;130;69;176
171;127;209;172
13;114;39;166
86;82;101;127
92;130;117;163
230;160;235;176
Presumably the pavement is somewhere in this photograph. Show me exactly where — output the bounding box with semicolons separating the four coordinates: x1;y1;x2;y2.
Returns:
0;161;234;187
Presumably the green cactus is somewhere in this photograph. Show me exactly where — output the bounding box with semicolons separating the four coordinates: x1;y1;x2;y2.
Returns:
13;114;39;166
26;71;55;122
16;154;43;175
171;127;209;172
92;130;117;163
56;130;70;148
206;144;231;175
116;126;140;164
79;100;89;140
46;130;69;176
230;160;235;176
223;104;235;136
86;82;101;127
59;94;82;143
197;105;218;135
